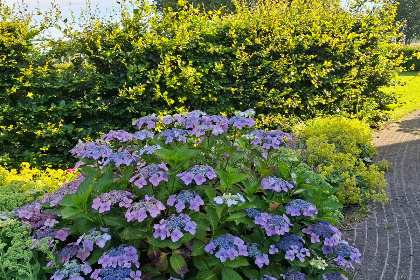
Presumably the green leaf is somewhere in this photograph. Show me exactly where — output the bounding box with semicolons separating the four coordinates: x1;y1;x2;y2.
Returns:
57;194;76;207
170;254;188;277
192;256;211;270
225;212;247;222
240;267;259;279
61;207;83;219
191;239;206;256
119;227;147;240
223;256;249;268
206;206;220;232
147;237;182;249
221;268;243;280
197;270;218;280
103;216;128;228
242;180;260;195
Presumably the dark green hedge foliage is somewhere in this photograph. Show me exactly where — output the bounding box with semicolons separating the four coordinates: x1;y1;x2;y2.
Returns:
401;46;420;71
0;0;404;169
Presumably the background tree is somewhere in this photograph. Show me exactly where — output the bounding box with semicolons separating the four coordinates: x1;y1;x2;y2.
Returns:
392;0;420;44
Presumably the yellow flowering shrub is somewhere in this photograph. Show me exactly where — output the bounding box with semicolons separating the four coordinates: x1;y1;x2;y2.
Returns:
0;163;77;211
296;117;388;205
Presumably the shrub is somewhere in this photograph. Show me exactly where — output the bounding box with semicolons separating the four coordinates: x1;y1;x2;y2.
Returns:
296;117;388;205
7;110;360;279
0;0;404;169
400;46;420;71
0;163;77;212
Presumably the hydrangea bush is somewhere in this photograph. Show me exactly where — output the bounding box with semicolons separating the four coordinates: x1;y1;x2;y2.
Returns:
9;110;359;279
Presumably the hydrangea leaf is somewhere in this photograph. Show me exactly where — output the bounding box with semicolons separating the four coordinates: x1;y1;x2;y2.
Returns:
170;254;188;277
223;256;249;268
191;239;206;256
205;206;220;232
221;267;243;280
225;212;247;222
196;269;218;280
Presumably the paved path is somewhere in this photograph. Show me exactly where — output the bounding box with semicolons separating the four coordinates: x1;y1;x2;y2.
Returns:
343;110;420;280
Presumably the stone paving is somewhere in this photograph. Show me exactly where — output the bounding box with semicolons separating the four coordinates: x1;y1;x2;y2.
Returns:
343;110;420;280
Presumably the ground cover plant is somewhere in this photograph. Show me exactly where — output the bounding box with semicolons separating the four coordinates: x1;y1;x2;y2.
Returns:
0;0;404;169
296;117;387;205
2;110;359;279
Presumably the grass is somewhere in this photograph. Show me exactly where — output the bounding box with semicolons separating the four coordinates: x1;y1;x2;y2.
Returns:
384;71;420;120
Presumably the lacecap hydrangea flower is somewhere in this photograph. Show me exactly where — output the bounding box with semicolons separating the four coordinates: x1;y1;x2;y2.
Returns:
324;241;361;269
77;228;111;254
51;260;92;280
132;114;160;129
246;130;292;150
125;195;166;222
254;213;293;236
177;164;217;185
246;243;270;268
153;213;197;242
285;199;318;217
204;234;248;262
92;191;136;213
302;220;341;248
214;193;245;206
281;270;307;280
158;128;188;144
167;190;204;212
322;272;349;280
261;176;294;192
100;129;133;143
97;245;140;268
271;234;310;262
129;164;168;188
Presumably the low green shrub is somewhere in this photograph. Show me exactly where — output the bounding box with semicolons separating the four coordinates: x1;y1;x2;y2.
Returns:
401;46;420;71
296;117;388;205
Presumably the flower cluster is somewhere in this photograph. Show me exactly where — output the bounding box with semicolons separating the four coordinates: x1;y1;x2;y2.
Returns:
82;144;113;161
102;151;138;167
76;228;111;260
42;176;84;207
325;242;361;268
133;130;154;141
125;195;166;222
302;220;341;247
281;270;307;280
158;128;188;144
153;213;197;242
285;199;318;217
214;193;245;206
101;130;134;143
139;144;162;155
271;234;310;262
322;272;349;280
51;260;92;280
204;234;248;262
261;176;294;192
254;213;292;236
246;243;270;268
92;191;136;213
246;130;292;150
167;190;204;212
129;164;168;188
228;115;255;129
132;114;160;129
177;164;217;185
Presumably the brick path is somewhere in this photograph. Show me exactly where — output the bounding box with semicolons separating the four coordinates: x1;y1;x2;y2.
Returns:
343;110;420;280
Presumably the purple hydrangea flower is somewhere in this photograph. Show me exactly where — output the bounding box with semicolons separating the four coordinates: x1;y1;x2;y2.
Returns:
158;128;188;144
281;270;307;280
91;266;133;280
204;234;248;262
14;201;42;220
100;130;133;142
42;176;84;207
133;129;155;141
132;114;160;129
77;228;111;255
167;190;204;212
70;140;100;158
51;260;92;280
153;213;197;242
228;116;255;129
322;272;349;280
102;151;136;167
302;220;341;247
254;213;292;236
92;191;136;213
125;195;166;222
284;245;311;262
242;208;262;218
275;234;305;252
285;199;318;217
246;243;270;268
261;176;294;192
214;193;245;207
98;245;140;269
246;130;292;150
58;244;80;263
55;228;70;241
82;144;113;160
130;164;168;188
258;275;278;280
177;164;217;185
325;242;361;269
139;144;162;155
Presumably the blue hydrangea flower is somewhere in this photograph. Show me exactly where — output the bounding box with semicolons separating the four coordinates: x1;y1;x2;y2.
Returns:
274;234;305;252
103;151;136;167
177;164;217;185
281;270;307;280
228;115;255;129
51;260;92;280
254;213;292;236
167;190;204;212
261;176;294;192
323;242;361;269
158;128;188;144
246;243;270;268
130;164;168;188
205;234;248;262
242;208;261;218
132;114;160;129
213;193;245;207
82;144;113;160
100;130;133;142
246;130;292;150
133;129;154;140
139;144;162;155
153;213;197;242
302;220;341;247
285;199;318;217
77;228;111;253
98;245;140;268
322;272;349;280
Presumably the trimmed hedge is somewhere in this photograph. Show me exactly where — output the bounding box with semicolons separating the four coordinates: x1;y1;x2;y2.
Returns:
401;46;420;71
0;0;404;168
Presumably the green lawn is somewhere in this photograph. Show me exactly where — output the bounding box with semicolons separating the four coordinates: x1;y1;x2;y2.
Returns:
385;71;420;120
